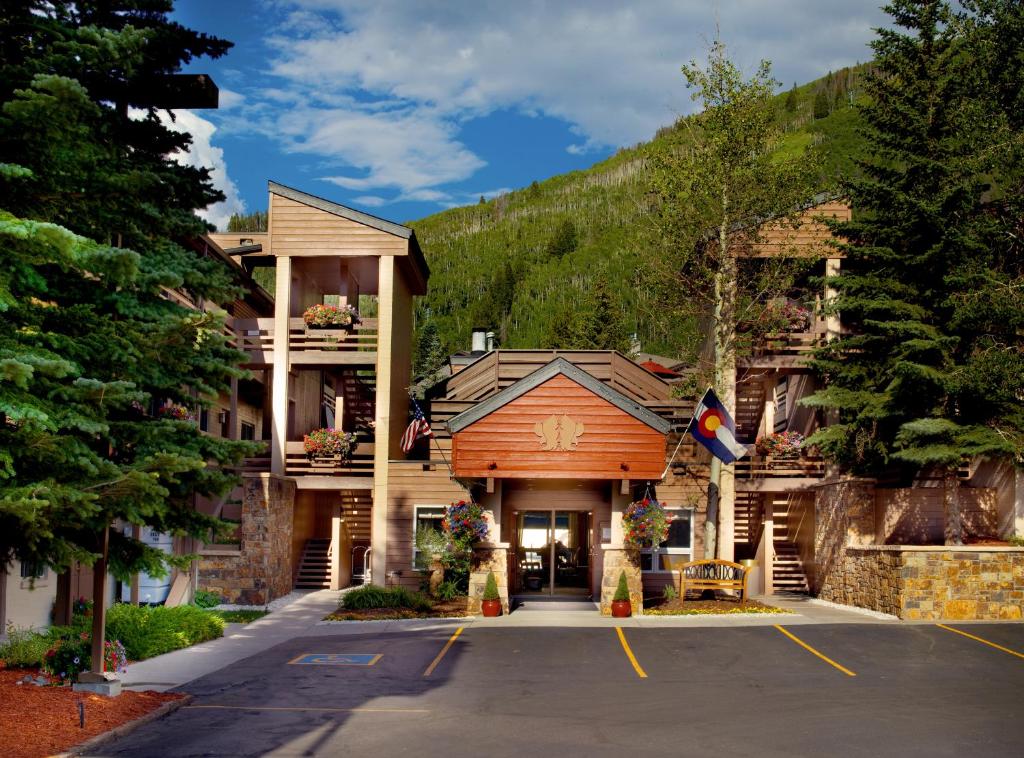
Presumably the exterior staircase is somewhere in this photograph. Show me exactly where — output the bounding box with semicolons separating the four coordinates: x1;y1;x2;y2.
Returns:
734;381;766;443
734;492;762;548
294;538;331;589
772;541;810;594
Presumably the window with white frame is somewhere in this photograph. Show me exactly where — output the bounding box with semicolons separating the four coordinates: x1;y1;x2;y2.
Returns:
412;505;446;569
640;508;694;573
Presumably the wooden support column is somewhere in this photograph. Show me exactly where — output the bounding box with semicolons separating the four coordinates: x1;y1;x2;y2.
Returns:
825;257;841;342
763;497;774;596
762;375;777;438
271;255;292;475
129;525;141;605
87;527;109;678
330;504;342;590
370;256;395;585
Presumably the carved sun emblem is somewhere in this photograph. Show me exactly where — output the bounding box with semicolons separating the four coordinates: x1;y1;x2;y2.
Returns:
534;414;585;451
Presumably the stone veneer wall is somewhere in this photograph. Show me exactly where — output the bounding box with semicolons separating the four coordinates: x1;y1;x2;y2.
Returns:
468;544;510;615
198;473;296;605
600;548;642;616
819;546;1024;620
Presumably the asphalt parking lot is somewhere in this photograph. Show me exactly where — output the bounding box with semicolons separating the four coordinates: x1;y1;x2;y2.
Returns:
92;622;1024;757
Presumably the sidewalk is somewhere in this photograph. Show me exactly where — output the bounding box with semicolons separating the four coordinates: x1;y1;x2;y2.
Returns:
119;589;342;692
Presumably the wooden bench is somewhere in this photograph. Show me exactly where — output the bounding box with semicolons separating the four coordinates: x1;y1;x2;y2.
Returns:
678;559;750;601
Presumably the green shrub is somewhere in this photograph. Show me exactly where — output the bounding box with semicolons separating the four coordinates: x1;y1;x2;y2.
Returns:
105;604;224;661
41;631;91;683
193;590;222;609
1009;535;1024;547
483;572;500;601
213;610;268;624
434;580;463;602
662;584;678;601
613;571;631;602
341;585;432;612
0;624;52;668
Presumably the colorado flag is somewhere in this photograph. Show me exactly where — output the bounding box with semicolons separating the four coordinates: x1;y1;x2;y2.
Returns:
689;388;749;464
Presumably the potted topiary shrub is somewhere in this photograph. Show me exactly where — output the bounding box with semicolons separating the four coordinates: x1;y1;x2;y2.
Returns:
481;571;502;617
611;570;632;618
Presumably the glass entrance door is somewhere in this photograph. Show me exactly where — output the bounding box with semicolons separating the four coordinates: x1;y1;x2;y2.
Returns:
515;510;591;595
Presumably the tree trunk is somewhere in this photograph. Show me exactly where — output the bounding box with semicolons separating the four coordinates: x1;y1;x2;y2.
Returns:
944;469;963;546
711;188;738;560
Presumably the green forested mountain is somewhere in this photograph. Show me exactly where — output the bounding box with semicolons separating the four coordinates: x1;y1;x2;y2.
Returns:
409;66;871;361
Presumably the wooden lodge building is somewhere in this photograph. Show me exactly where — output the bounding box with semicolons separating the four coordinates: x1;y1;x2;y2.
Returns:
5;184;1023;629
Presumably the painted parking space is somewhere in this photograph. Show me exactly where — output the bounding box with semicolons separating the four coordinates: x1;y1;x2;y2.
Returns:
288;653;383;666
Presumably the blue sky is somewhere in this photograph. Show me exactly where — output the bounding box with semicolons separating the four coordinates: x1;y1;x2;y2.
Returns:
169;1;890;228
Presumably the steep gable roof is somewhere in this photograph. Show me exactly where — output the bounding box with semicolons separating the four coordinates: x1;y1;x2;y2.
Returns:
446;357;671;434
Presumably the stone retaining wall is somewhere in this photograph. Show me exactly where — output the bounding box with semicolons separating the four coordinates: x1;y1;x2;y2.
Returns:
819;546;1024;620
468;544;510;615
600;548;642;616
197;473;296;605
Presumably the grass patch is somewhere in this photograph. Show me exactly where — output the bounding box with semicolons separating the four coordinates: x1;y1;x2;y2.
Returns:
212;610;269;624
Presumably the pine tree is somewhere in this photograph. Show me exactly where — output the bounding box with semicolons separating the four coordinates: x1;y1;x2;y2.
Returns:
784;83;798;113
0;4;256;579
545;219;578;258
803;0;1024;544
813;88;831;119
413;318;448;388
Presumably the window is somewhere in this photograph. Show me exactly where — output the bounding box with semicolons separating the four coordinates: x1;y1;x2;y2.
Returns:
240;422;256;441
412;505;446;569
199;408;210;432
20;561;45;579
640;509;694;573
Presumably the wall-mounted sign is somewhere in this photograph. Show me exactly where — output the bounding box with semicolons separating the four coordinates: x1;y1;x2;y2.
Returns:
534;414;585;451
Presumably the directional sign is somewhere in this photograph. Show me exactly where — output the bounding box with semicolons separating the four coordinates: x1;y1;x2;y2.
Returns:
288;653;382;666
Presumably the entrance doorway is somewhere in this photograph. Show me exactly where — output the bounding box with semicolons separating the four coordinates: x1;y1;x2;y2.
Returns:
514;510;591;596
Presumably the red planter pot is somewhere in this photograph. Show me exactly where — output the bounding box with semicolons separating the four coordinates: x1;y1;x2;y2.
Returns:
481;599;502;617
611;599;632;618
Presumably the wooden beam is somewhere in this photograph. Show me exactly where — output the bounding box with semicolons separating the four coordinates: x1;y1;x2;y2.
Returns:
270;256;292;475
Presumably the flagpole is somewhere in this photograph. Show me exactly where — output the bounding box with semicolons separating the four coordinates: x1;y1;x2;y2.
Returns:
660;387;711;481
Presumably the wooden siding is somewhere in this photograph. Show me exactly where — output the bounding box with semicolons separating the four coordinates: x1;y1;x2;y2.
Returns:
451;374;666;480
208;231;269;252
741;200;852;258
270;194;407;257
445;350;671;404
384;462;471;589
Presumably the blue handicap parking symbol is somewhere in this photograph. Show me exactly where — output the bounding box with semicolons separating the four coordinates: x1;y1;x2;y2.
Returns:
289;653;382;666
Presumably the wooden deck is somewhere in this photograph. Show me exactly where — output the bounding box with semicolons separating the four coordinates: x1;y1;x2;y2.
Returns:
738;328;825;369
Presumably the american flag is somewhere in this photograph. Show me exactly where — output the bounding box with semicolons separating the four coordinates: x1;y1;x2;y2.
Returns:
401;399;433;452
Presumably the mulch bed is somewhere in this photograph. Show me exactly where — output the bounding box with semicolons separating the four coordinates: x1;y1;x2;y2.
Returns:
0;668;185;758
325;597;471;621
644;596;790;615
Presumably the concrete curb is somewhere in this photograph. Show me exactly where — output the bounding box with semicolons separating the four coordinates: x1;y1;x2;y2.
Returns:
53;693;194;757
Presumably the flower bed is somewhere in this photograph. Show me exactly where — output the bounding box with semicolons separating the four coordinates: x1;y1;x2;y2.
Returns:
324;584;470;621
643;597;791;615
0;668;184;758
302;303;358;328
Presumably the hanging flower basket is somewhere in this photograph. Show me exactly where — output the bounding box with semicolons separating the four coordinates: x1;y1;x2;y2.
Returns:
442;500;489;548
158;403;193;422
755;431;805;458
302;303;359;329
303;428;357;460
622;498;672;550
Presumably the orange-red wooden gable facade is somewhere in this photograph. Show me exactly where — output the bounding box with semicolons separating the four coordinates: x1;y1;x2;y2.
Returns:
451;374;666;480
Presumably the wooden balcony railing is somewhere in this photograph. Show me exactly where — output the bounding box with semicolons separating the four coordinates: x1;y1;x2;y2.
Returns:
740;328;825;368
735;455;826;480
285;440;375;479
230;317;379;366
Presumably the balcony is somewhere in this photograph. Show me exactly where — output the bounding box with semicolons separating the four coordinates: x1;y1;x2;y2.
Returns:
735;454;826;492
738;328;825;370
239;439;375;490
230;317;378;368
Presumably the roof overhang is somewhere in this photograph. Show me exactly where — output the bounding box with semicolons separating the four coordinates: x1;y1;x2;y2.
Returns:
447;357;671;434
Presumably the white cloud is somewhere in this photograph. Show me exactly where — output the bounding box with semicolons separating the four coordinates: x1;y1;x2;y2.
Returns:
229;1;888;205
160;110;246;231
352;195;387;207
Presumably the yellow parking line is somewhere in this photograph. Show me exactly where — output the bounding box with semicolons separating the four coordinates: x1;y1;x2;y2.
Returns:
422;626;463;677
774;625;856;677
615;627;648;679
937;624;1024;660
